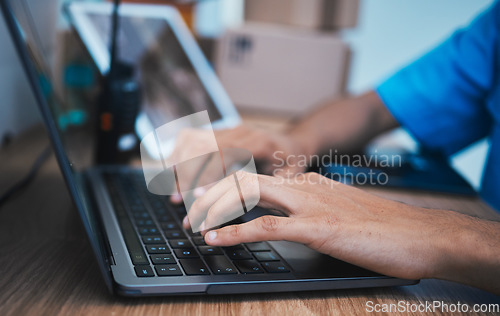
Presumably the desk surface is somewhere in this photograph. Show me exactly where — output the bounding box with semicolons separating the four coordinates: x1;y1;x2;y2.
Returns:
1;126;499;316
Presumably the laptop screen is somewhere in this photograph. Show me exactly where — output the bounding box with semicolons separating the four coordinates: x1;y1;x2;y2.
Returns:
2;0;238;291
2;0;111;288
6;0;99;170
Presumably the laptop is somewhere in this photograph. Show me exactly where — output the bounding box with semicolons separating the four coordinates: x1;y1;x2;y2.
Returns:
1;0;417;296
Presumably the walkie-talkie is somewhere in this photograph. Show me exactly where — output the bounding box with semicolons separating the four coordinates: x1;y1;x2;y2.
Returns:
95;0;141;164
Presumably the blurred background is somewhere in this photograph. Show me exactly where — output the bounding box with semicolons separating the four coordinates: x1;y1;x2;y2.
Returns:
0;0;494;189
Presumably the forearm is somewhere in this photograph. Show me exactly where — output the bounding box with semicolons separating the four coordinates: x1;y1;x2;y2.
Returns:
434;212;500;294
288;90;399;156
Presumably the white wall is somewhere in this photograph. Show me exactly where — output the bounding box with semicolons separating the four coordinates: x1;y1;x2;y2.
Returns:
195;0;244;37
342;0;494;94
341;0;495;190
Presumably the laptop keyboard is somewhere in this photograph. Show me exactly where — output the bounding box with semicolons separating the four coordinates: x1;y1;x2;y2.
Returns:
103;171;290;278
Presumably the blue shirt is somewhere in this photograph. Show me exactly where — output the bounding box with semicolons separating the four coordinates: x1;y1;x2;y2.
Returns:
376;1;500;211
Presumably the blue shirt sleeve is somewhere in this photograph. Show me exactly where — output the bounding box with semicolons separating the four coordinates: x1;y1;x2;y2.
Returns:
376;1;499;157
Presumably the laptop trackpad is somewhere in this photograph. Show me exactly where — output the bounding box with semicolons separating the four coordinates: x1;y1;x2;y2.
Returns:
270;241;379;278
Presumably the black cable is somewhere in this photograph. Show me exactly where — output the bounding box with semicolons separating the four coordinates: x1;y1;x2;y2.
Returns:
0;145;52;208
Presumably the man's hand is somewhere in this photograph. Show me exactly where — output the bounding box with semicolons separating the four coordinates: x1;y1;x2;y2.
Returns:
184;172;500;293
169;125;306;203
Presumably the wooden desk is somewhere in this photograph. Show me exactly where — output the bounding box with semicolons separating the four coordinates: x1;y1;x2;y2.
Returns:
1;126;499;316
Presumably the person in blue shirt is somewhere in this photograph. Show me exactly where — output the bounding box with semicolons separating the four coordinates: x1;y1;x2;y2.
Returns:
170;1;500;294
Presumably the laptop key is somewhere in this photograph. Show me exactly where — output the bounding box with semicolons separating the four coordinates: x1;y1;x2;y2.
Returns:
204;256;238;274
115;215;149;264
226;249;253;260
235;260;264;274
155;264;183;276
175;206;187;215
130;205;144;212
135;266;155;277
161;221;179;230
153;208;168;216
165;230;186;239
254;251;280;262
146;245;170;254
169;239;192;248
192;237;207;246
149;200;166;211
222;245;244;252
198;246;223;256
180;259;210;275
142;235;165;244
133;212;151;220
138;226;160;235
135;219;154;226
245;242;271;252
130;252;149;265
262;261;290;273
150;254;176;265
106;179;149;265
157;215;171;223
174;248;199;259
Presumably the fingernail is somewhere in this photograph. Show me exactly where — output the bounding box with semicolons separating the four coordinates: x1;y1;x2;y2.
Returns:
183;216;189;226
171;193;182;203
206;231;217;241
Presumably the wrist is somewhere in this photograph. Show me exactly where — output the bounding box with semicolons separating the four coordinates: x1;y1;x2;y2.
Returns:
429;212;499;282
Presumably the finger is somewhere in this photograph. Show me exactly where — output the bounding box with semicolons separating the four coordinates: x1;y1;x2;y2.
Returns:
185;174;237;229
180;186;214;229
248;173;307;214
170;193;183;204
202;185;246;231
204;215;311;246
167;129;220;190
168;155;212;204
175;153;213;193
173;172;218;207
189;172;308;232
182;215;190;229
176;152;228;220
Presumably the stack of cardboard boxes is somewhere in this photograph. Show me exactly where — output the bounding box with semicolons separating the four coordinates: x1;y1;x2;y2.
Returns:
215;0;359;117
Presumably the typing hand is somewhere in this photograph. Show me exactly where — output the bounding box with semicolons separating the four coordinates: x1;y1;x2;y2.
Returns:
183;171;469;281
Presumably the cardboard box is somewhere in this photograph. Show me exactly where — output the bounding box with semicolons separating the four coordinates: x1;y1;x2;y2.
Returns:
244;0;360;30
215;23;350;117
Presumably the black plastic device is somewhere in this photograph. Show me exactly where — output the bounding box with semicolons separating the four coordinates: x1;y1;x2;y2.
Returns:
95;0;141;164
